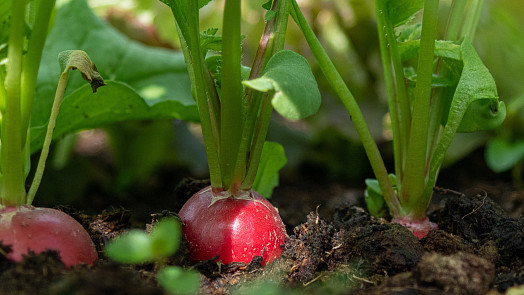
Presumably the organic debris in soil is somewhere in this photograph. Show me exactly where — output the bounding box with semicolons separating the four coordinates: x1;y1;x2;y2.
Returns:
284;206;424;285
430;192;524;267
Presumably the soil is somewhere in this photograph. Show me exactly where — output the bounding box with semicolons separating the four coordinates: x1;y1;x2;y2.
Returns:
1;154;523;294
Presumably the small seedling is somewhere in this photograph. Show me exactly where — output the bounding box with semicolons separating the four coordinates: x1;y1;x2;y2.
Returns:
105;218;200;295
1;1;103;266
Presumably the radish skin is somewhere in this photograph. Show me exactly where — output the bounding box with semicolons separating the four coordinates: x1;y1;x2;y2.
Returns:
179;186;286;265
0;205;98;267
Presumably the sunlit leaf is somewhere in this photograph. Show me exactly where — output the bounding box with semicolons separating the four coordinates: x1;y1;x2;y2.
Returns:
243;50;321;120
150;218;182;258
31;0;197;153
157;266;200;295
105;231;153;264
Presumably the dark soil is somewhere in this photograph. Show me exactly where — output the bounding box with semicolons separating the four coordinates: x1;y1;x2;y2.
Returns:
1;176;523;295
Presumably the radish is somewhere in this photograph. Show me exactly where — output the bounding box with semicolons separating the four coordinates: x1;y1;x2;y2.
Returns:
179;186;286;265
162;0;319;266
0;206;98;267
1;47;104;267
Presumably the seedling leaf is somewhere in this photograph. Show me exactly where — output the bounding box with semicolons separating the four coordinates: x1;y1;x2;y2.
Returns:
157;266;200;295
364;174;396;218
150;218;182;258
105;231;154;264
243;50;321;120
252;141;287;198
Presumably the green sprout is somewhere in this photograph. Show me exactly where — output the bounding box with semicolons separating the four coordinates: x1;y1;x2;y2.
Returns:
105;218;200;295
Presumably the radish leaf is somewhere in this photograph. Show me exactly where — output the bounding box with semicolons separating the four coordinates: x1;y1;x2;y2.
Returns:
253;141;287;198
485;138;524;173
31;0;196;153
243;50;320;120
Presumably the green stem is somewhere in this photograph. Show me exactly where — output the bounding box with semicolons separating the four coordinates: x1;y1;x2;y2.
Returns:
242;93;273;188
1;0;27;206
446;0;467;41
220;0;243;192
400;0;439;217
172;1;222;187
375;0;407;187
240;0;290;190
20;0;56;141
426;0;466;176
462;0;484;42
290;0;399;216
26;71;69;204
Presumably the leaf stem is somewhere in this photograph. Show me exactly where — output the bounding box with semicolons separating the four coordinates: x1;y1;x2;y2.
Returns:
462;0;484;42
240;0;290;190
290;0;399;216
242;93;273;188
171;1;222;188
375;0;409;188
220;0;243;192
20;0;56;142
400;0;439;216
26;71;69;204
1;0;28;206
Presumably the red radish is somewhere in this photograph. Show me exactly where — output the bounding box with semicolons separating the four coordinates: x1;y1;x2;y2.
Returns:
391;217;438;239
179;186;286;265
0;205;98;267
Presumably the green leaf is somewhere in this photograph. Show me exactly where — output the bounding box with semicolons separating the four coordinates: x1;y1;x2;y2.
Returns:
150;218;182;258
30;81;198;153
31;0;197;153
384;0;424;27
450;41;506;133
157;266;200;295
105;231;154;264
364;174;396;218
399;40;461;61
425;41;506;197
485;138;524;173
252;141;287;198
457;99;506;132
200;28;221;55
404;67;456;88
396;23;421;42
243;50;321;120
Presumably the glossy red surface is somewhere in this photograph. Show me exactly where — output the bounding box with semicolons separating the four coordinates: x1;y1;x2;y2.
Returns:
179;186;286;265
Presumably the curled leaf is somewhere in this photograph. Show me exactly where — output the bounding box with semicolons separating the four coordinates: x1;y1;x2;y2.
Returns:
58;50;105;92
424;41;506;197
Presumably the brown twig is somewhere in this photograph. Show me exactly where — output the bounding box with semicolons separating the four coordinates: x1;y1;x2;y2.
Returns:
461;190;488;219
433;186;466;197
